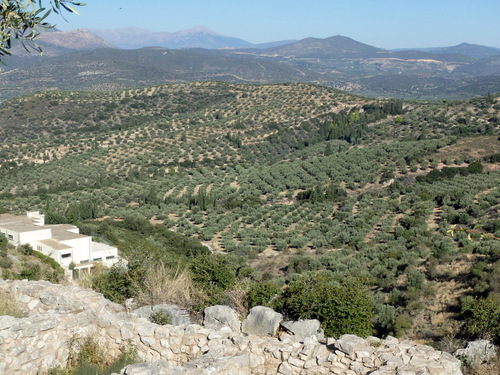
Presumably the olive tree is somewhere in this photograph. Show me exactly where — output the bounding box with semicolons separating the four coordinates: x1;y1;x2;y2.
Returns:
0;0;83;60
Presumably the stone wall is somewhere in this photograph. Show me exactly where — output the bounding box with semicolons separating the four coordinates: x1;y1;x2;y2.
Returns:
0;280;463;375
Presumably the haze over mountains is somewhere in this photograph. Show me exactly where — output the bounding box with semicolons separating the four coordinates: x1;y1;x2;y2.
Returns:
1;26;500;100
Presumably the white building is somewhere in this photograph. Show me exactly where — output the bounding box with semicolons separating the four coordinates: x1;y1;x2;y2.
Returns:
0;211;120;275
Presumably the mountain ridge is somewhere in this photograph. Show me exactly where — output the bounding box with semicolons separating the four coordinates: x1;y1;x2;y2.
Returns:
89;26;255;50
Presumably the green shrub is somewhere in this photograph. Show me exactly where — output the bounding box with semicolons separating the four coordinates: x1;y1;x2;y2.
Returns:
190;254;238;292
150;310;172;325
0;234;7;250
20;263;42;280
33;251;62;270
407;268;425;291
247;281;281;308
91;265;135;304
461;296;500;343
278;272;374;338
18;243;34;256
394;313;413;337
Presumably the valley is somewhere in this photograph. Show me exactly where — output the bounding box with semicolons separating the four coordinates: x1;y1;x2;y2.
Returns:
0;82;499;358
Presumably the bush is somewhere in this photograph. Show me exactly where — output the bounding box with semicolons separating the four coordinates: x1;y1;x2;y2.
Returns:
150;310;172;325
0;234;7;250
190;254;239;292
90;265;135;304
20;263;42;280
461;296;500;343
278;272;374;337
18;243;34;256
467;161;483;174
190;253;242;307
33;251;63;270
247;281;281;308
407;268;425;290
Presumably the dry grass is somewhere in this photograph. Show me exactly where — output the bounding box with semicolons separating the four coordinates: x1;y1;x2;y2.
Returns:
134;262;196;307
0;290;27;318
464;359;500;375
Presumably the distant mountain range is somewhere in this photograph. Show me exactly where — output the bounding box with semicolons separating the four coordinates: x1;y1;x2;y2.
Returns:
1;26;500;100
393;42;500;59
89;26;296;50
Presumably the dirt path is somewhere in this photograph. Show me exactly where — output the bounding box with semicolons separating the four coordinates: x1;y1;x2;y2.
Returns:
426;206;441;231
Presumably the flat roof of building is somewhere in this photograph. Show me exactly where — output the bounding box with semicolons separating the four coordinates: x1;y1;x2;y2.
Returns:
39;239;72;251
0;215;49;233
46;225;88;241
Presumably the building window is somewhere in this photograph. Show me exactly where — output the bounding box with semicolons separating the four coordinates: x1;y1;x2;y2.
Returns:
93;257;102;261
37;246;42;252
106;255;115;260
61;253;72;259
7;234;13;240
80;260;89;264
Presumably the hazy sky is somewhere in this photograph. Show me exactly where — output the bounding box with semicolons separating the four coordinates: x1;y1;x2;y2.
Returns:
48;0;500;49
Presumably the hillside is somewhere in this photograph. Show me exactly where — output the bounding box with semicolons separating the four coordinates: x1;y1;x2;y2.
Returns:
2;33;500;101
0;48;322;101
0;82;499;360
265;35;384;58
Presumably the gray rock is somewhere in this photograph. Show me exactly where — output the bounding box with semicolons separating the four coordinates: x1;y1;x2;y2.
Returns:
203;305;241;332
121;361;173;375
241;306;282;336
455;339;497;366
0;315;18;330
335;334;372;359
281;319;324;342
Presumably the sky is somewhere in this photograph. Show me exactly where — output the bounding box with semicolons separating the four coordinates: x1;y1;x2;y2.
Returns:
48;0;500;49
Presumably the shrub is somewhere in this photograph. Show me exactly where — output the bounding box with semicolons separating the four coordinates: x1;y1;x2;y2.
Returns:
467;161;483;174
18;243;34;256
150;310;172;325
33;251;63;270
89;265;135;304
190;254;238;292
394;313;413;337
407;268;425;290
0;234;7;250
247;281;281;308
278;272;374;338
20;263;42;280
461;296;500;343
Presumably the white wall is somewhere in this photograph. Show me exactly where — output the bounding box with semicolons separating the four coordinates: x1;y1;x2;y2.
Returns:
91;242;119;267
18;229;52;248
61;237;92;265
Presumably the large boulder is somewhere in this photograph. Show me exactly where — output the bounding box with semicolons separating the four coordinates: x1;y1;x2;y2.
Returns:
203;305;241;332
280;319;324;342
455;340;497;366
241;306;282;336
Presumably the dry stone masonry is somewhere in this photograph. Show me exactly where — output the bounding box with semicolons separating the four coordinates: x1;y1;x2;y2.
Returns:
0;280;464;374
